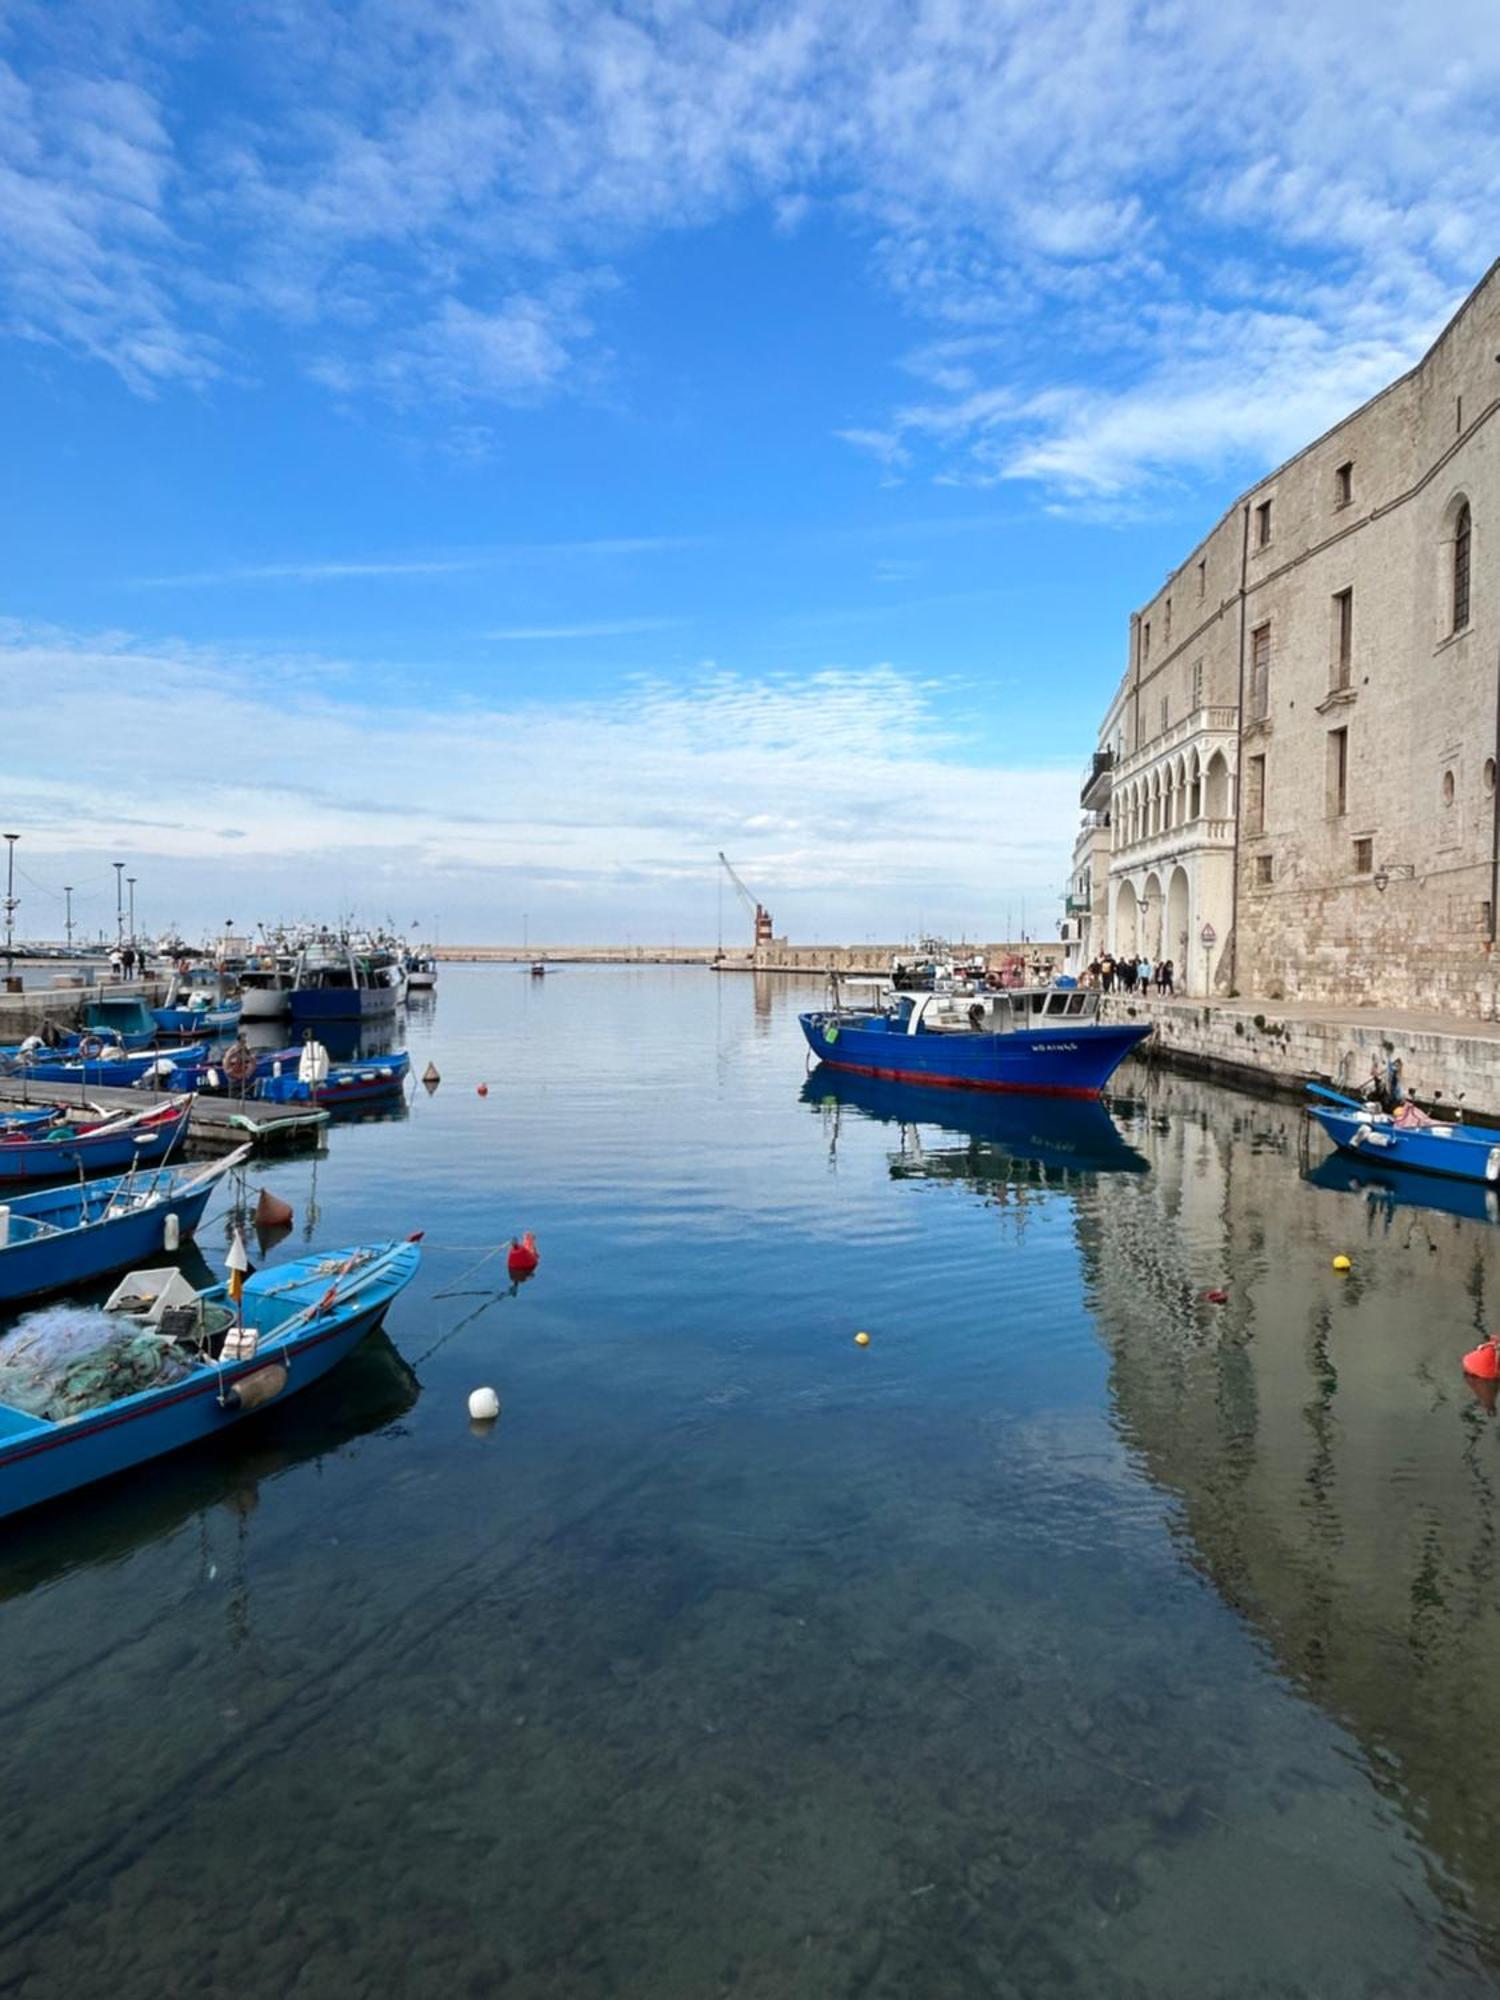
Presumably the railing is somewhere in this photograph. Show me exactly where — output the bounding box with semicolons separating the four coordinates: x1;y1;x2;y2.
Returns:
1112;816;1235;871
1116;706;1238;781
1079;748;1115;807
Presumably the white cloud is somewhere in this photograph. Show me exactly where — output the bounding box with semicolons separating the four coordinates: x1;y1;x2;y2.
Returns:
486;618;684;641
0;619;1075;940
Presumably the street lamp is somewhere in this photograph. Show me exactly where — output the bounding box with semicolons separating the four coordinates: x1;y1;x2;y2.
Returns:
63;886;74;952
113;862;125;950
3;833;17;976
127;875;136;945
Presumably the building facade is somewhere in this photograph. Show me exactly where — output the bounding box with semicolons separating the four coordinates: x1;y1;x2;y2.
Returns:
1075;256;1500;1012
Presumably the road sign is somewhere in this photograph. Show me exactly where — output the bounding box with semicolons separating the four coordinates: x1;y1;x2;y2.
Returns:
1200;923;1217;945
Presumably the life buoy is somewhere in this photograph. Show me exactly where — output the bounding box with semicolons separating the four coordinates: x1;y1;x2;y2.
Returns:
222;1040;257;1085
78;1035;105;1060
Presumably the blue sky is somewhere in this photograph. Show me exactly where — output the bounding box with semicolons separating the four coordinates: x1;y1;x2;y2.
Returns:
3;0;1496;945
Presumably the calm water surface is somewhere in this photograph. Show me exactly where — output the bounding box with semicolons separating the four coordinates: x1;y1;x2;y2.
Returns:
3;965;1500;1997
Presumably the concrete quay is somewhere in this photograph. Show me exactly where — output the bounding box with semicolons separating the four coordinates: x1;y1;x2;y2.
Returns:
0;978;165;1040
1106;993;1500;1119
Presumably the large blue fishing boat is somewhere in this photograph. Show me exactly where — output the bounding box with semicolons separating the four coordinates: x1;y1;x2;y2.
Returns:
799;987;1152;1098
0;1238;421;1520
0;1148;247;1304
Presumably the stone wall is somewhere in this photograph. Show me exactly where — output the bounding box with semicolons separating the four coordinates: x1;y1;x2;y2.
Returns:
1104;995;1500;1119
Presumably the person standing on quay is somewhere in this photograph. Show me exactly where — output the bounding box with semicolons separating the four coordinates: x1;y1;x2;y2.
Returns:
1138;954;1152;991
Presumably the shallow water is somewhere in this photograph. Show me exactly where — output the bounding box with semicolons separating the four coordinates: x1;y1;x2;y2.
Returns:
3;965;1500;1996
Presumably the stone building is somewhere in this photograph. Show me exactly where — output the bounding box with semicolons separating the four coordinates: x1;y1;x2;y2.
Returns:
1078;255;1500;1012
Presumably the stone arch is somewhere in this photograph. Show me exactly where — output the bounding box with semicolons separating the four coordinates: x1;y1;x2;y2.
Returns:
1142;871;1164;957
1113;878;1139;959
1205;749;1230;819
1166;865;1191;980
1149;768;1162;836
1172;752;1189;826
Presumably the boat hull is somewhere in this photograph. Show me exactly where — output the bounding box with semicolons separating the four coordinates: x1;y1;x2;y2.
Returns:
0;1300;389;1518
0;1173;220;1303
288;987;400;1024
1309;1104;1500;1185
799;1012;1152;1098
0;1105;191;1187
237;985;291;1020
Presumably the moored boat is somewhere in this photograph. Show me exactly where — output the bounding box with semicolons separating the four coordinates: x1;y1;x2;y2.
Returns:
288;938;403;1024
1306;1083;1500;1186
800;986;1152;1098
153;965;241;1037
256;1048;411;1107
237;956;296;1020
0;1099;192;1186
404;951;437;992
0;1238;421;1520
0;1147;248;1304
3;1043;207;1089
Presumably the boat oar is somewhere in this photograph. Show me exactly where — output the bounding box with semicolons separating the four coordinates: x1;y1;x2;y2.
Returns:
1305;1081;1371;1112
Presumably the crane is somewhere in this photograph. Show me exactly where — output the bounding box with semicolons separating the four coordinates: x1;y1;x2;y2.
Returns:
717;852;775;948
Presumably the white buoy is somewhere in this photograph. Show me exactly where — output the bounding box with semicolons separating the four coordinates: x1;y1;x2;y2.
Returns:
468;1386;500;1422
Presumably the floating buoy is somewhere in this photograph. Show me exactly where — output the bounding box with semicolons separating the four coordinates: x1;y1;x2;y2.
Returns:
1463;1337;1500;1381
507;1231;539;1280
1202;1288;1229;1305
422;1062;441;1094
1332;1255;1352;1273
854;1330;871;1347
476;1083;489;1097
254;1187;294;1230
468;1386;501;1422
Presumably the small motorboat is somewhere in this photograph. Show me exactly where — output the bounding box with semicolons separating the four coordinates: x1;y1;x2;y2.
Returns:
237;956;297;1021
256;1046;411;1107
0;1147;249;1304
1306;1082;1500;1186
800;985;1152;1098
0;1099;193;1187
0;1238;422;1520
153;965;241;1038
403;951;437;993
3;1043;207;1089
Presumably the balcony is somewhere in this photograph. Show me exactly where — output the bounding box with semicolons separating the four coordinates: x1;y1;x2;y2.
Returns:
1112;816;1235;873
1116;706;1237;784
1080;748;1115;810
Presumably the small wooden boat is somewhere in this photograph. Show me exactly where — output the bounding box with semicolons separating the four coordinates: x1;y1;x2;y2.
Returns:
1306;1083;1500;1185
153;966;240;1037
0;1238;421;1520
255;1050;410;1106
0;1099;192;1187
0;1147;249;1304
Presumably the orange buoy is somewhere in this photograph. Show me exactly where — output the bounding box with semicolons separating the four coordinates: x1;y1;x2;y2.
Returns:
1463;1337;1500;1381
507;1231;539;1280
1202;1288;1229;1305
476;1083;489;1097
254;1187;294;1230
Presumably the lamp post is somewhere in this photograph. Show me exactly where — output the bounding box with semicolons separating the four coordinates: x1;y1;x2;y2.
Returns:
3;833;17;977
63;886;74;953
127;875;136;946
113;862;125;950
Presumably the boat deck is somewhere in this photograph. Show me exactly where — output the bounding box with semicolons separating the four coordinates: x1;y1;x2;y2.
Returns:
0;1078;327;1151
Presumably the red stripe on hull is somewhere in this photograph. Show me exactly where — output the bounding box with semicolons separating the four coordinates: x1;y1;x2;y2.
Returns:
815;1057;1101;1100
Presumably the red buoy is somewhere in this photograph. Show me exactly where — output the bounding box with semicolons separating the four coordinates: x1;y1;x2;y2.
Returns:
476;1083;489;1097
1202;1288;1229;1306
507;1231;539;1280
1463;1337;1500;1381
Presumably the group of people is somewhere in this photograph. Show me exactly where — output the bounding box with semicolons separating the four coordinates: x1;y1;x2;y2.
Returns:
108;944;143;979
1083;953;1175;995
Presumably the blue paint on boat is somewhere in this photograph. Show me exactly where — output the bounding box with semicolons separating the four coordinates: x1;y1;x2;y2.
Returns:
6;1044;208;1088
0;1150;245;1303
257;1051;411;1106
0;1239;421;1520
1307;1093;1500;1186
800;987;1152;1098
0;1101;193;1187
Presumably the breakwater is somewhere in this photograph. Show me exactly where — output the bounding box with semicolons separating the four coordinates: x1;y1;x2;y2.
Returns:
438;940;1065;977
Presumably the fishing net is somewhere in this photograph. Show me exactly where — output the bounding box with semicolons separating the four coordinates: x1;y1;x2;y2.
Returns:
0;1305;193;1421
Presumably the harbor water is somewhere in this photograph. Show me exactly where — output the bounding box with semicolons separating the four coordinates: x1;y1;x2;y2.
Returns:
5;965;1500;1995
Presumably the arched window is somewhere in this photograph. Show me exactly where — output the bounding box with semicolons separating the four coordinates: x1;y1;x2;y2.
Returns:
1454;502;1472;632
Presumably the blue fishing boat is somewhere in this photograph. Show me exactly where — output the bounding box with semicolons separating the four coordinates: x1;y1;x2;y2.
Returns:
0;1148;248;1304
257;1049;411;1107
0;1238;421;1520
153;966;240;1038
1306;1082;1500;1186
800;986;1152;1098
288;938;403;1025
4;1043;208;1088
0;1099;192;1187
79;995;162;1050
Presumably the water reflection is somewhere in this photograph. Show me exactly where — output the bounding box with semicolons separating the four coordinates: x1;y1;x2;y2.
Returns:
801;1067;1150;1184
1084;1073;1500;1953
1308;1148;1500;1229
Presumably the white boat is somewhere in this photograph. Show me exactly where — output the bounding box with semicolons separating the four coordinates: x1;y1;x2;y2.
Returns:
238;956;296;1020
404;951;437;993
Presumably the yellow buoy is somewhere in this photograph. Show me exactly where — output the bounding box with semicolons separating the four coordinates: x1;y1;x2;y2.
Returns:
854;1330;871;1347
1332;1255;1352;1273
